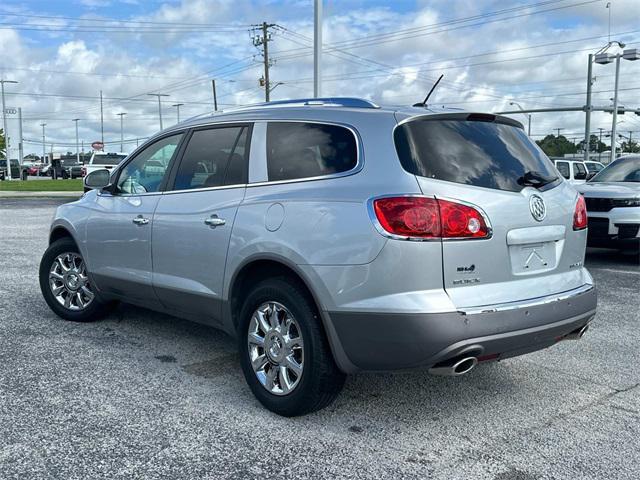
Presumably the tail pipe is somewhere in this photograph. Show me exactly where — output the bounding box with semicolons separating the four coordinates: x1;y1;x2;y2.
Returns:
428;355;478;377
563;324;589;341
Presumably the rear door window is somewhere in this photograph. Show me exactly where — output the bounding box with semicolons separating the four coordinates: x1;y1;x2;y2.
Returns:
574;162;587;179
266;122;357;181
173;126;249;190
556;162;570;179
394;117;559;192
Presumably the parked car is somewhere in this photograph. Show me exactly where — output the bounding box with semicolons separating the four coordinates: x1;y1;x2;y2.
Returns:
584;160;605;175
553;159;589;184
0;159;23;180
577;155;640;249
81;152;127;177
57;159;83;179
39;98;597;416
27;164;42;176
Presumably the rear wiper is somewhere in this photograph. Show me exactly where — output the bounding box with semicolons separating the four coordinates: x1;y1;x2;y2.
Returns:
517;170;558;188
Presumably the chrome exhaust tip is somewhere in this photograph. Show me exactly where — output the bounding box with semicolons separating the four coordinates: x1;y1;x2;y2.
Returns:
429;356;479;377
564;324;589;341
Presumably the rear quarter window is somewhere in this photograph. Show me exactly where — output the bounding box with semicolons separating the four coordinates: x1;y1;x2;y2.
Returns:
394;117;559;192
266;122;357;181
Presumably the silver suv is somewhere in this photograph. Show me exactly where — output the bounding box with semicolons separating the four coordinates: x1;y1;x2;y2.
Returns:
39;98;597;416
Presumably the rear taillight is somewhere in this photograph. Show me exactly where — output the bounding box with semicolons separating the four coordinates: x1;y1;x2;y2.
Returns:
573;195;588;230
372;196;490;240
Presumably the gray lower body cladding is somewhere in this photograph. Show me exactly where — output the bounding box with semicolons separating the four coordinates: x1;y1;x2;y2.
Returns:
327;285;597;371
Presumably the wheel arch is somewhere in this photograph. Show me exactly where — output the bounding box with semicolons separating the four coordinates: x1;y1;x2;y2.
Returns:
224;254;358;374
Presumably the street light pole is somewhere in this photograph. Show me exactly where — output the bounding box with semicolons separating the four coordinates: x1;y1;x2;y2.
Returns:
148;94;169;130
509;101;531;136
40;123;46;164
1;79;18;180
584;54;593;162
172;103;184;123
72;118;80;164
117;113;126;152
314;0;323;97
610;55;621;161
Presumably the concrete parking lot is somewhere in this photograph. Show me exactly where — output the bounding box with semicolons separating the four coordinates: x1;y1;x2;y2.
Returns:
1;198;638;480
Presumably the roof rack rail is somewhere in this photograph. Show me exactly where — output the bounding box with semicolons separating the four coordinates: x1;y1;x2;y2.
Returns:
231;97;380;111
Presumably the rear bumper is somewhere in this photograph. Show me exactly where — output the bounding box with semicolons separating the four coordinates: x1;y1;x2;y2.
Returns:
327;284;596;371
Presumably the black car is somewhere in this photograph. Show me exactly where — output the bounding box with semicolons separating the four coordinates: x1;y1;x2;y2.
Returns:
0;159;26;180
55;159;83;179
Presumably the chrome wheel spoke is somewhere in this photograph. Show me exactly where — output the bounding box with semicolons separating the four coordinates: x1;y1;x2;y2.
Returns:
256;310;271;334
286;337;302;350
81;286;94;301
279;366;292;394
63;294;72;309
265;366;278;390
49;271;64;281
248;332;265;348
252;353;268;371
284;356;303;377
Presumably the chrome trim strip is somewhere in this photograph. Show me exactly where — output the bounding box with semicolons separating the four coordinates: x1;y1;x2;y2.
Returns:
458;283;595;315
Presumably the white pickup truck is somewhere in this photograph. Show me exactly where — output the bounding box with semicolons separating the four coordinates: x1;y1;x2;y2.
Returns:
81;152;128;177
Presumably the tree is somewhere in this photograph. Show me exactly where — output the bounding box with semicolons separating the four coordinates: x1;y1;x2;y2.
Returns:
621;139;640;154
536;134;578;157
577;134;607;153
0;128;5;159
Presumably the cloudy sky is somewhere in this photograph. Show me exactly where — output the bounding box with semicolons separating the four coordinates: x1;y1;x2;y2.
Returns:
0;0;639;157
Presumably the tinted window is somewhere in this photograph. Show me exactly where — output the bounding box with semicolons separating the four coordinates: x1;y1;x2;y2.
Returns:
591;157;640;182
556;162;570;179
95;154;127;165
585;162;604;173
394;118;559;192
267;122;357;181
173;126;248;191
574;162;587;179
116;133;183;194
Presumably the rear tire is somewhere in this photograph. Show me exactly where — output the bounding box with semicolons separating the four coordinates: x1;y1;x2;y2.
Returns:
238;277;345;416
39;237;114;322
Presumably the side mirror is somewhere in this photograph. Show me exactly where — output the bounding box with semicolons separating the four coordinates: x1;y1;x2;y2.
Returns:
84;169;111;191
586;171;597;181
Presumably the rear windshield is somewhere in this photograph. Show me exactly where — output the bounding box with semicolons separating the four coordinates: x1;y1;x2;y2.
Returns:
394;117;559;192
590;157;640;182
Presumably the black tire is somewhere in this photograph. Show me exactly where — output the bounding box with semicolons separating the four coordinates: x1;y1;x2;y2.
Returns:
39;237;115;322
238;277;346;416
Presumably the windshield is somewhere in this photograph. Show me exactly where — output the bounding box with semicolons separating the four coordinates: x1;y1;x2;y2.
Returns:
590;157;640;183
94;154;126;165
394;117;559;192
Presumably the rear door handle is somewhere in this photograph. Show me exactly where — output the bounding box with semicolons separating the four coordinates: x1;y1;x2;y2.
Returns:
132;216;150;226
204;215;226;228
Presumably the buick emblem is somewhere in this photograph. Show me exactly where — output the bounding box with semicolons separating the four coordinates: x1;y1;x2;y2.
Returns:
529;195;546;222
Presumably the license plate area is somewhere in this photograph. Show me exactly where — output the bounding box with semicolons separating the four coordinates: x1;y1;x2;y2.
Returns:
509;241;558;275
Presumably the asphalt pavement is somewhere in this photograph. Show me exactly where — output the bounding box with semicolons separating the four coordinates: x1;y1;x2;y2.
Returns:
1;198;639;480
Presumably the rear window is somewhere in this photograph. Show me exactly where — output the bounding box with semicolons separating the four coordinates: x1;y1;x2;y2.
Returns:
556;162;570;179
95;154;127;165
267;122;357;181
394;118;559;192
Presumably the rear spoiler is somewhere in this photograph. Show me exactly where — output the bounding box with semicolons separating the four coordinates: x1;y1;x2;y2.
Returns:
395;111;524;130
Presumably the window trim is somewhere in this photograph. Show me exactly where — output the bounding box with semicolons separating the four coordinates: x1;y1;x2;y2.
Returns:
247;119;363;187
101;130;189;197
162;122;253;195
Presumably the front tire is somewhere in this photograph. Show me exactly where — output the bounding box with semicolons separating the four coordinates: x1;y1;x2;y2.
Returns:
39;237;114;322
238;277;345;416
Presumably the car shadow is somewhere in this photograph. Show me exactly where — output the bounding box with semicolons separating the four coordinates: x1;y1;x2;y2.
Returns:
585;247;640;269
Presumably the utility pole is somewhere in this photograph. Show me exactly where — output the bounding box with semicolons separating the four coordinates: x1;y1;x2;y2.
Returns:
584;54;593;162
117;113;126;152
556;128;564;138
253;22;276;102
172;103;184;123
1;79;18;180
314;0;322;97
18;108;23;171
148;93;169;130
100;90;104;144
40;122;46;164
610;55;621;161
211;80;218;111
72;118;80;164
598;127;604;162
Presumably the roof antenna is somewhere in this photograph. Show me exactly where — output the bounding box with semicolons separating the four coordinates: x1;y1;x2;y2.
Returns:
413;74;444;108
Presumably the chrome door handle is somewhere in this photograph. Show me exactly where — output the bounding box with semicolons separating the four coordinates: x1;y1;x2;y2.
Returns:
204;215;226;228
132;216;150;226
